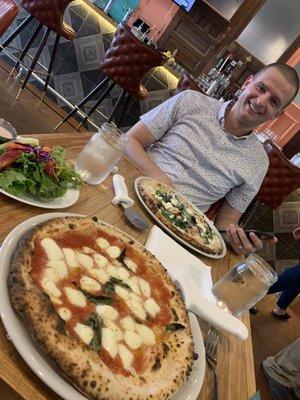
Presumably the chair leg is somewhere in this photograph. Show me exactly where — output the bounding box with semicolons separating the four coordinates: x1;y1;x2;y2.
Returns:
16;27;51;100
107;89;126;124
76;81;116;130
0;15;34;53
41;33;60;102
53;76;110;131
115;93;131;128
9;21;43;77
239;199;260;228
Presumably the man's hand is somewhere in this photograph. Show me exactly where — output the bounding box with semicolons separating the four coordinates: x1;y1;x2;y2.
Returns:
225;224;277;255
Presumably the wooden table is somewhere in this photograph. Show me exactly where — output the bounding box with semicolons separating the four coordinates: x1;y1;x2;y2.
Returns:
0;133;256;400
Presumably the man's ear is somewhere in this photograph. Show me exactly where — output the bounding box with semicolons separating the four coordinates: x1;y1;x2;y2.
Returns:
241;74;253;90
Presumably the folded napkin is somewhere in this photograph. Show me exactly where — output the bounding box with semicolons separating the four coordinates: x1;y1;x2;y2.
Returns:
145;226;248;341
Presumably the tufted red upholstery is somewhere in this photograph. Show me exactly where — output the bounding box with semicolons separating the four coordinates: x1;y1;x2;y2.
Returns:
177;71;206;94
21;0;75;40
256;140;300;209
100;22;166;99
0;0;18;37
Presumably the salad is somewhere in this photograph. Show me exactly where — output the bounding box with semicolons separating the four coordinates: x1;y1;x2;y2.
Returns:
0;138;82;200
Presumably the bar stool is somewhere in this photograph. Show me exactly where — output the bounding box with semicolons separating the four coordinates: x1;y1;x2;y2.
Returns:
54;22;166;130
0;0;18;37
0;0;76;100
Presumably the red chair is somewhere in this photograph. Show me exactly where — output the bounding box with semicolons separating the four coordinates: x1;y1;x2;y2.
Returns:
0;0;18;37
177;71;206;94
0;0;76;100
54;22;166;130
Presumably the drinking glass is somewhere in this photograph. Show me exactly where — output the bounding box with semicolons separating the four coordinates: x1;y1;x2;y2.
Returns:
212;254;278;317
75;123;127;185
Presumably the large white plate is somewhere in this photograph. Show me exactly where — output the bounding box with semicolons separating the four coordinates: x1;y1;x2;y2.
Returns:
0;213;205;400
0;187;79;209
135;176;226;259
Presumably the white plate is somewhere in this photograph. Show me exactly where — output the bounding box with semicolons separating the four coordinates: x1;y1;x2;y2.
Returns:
0;213;205;400
135;176;226;259
0;187;79;209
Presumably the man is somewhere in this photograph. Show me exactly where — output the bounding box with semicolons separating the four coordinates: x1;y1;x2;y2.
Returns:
124;63;299;255
263;338;300;400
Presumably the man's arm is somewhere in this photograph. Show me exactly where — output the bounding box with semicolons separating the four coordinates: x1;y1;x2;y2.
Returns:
124;121;173;185
214;200;267;254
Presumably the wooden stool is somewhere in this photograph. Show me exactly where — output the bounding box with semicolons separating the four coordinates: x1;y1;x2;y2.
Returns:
0;0;18;37
0;0;76;100
54;22;166;130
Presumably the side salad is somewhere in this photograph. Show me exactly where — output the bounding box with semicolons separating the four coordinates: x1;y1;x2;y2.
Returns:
0;138;82;200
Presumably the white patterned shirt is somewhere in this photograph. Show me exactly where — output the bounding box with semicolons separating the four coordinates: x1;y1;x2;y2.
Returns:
140;90;269;213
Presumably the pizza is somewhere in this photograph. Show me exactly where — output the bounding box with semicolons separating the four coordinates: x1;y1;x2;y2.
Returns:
8;216;195;400
136;177;224;256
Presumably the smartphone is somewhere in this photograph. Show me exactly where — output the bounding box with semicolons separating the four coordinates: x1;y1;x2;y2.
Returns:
219;229;275;240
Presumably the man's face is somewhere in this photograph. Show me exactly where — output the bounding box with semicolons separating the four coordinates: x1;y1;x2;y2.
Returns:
232;68;294;129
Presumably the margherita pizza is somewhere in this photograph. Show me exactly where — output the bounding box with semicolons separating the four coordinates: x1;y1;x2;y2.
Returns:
8;216;195;400
136;177;225;256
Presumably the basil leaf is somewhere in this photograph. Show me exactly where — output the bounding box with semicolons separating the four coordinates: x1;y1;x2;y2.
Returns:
81;290;113;305
84;312;103;352
103;278;131;295
166;323;185;332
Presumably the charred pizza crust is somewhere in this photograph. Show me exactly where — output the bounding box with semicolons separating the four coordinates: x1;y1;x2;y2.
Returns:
8;216;194;400
137;177;224;255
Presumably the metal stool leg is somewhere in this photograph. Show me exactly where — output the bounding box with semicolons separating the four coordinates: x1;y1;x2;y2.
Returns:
76;81;116;130
0;15;34;53
107;89;126;124
54;76;110;131
16;27;51;100
115;93;131;128
41;33;60;101
9;21;43;76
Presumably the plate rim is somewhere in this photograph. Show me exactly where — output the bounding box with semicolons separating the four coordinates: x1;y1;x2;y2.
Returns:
0;212;205;400
134;176;226;259
0;186;80;209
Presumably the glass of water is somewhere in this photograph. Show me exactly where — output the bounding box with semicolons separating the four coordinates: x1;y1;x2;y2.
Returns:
212;254;278;317
75;123;127;185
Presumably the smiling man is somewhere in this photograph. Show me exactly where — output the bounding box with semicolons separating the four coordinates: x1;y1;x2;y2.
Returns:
124;63;299;255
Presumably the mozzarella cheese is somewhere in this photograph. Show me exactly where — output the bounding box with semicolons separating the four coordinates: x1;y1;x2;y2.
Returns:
62;248;78;268
120;316;136;332
41;238;64;261
41;277;61;297
43;267;59;283
135;324;156;345
117;267;130;280
58;307;72;321
50;296;63;305
144;298;161;317
126;299;146;321
124;257;137;273
102;328;118;358
138;278;151;297
115;285;130;301
130;292;142;304
96;304;119;321
47;260;68;279
106;264;120;279
118;344;134;371
80;276;101;293
125;278;141;295
124;330;142;350
76;252;94;270
89;268;110;284
65;287;87;307
106;246;121;259
82;247;94;254
74;323;94;345
96;237;110;250
104;320;123;342
93;253;108;268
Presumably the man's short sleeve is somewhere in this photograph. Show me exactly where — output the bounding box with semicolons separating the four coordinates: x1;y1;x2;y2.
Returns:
140;91;186;140
225;165;268;213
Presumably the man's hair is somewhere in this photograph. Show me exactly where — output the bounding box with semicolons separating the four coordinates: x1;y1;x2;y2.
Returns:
254;63;299;107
